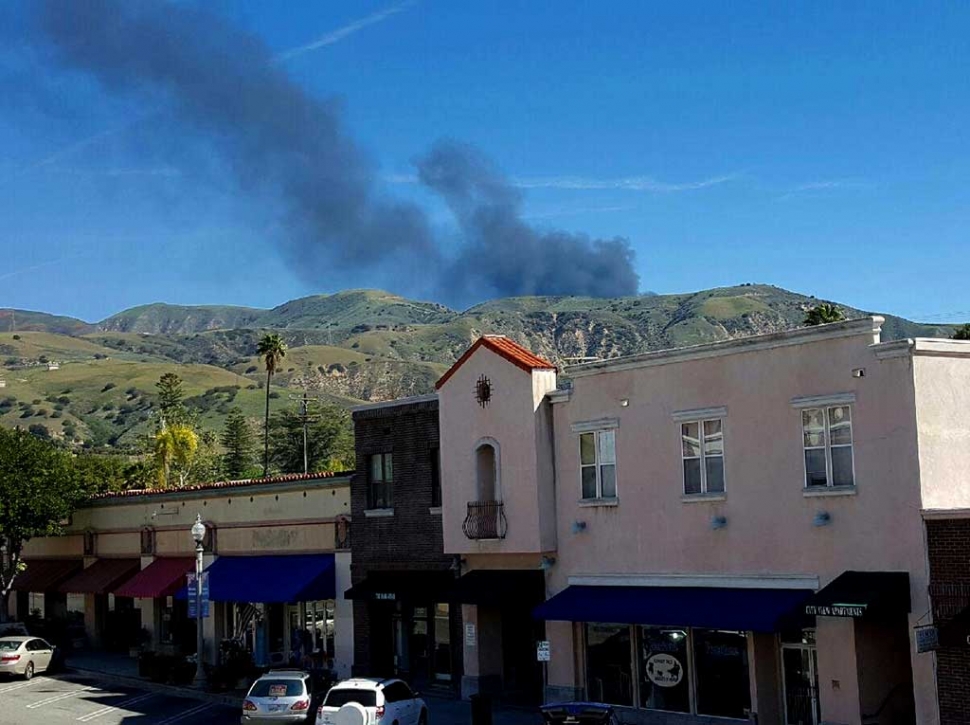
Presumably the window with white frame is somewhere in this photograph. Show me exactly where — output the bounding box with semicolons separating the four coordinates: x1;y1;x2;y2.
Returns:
580;430;616;500
802;405;854;488
681;419;725;495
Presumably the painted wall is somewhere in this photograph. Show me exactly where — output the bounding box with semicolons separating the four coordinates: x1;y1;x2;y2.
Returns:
439;347;557;555
546;323;942;723
913;342;970;511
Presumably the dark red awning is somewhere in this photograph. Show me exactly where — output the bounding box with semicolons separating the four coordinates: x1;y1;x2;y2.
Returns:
57;559;141;595
12;559;83;592
113;558;194;599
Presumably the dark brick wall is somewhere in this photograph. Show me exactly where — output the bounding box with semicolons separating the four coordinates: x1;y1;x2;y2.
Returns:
927;519;970;725
350;398;462;684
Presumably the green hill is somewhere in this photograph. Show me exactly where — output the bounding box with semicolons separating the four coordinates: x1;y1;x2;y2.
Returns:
1;284;958;450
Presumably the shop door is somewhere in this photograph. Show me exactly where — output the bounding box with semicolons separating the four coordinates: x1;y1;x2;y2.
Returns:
782;645;820;725
432;603;452;682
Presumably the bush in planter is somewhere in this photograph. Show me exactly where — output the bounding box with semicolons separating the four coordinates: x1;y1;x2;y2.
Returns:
137;651;157;678
171;657;196;685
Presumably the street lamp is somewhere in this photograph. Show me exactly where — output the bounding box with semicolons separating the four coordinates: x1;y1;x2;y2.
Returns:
191;514;206;687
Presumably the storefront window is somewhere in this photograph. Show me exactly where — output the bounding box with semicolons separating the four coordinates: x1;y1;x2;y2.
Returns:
585;623;633;707
693;629;751;719
639;627;690;713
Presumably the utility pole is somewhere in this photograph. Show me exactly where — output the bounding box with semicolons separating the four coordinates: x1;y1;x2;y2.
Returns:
288;390;323;474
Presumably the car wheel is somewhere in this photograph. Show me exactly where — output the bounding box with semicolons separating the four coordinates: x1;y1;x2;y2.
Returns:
23;662;34;681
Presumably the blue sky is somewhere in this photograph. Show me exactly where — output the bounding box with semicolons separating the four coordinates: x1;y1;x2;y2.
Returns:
1;1;969;322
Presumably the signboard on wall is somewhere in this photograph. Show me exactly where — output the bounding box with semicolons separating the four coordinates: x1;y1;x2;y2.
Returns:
804;603;866;618
465;623;476;647
536;641;550;662
915;625;939;653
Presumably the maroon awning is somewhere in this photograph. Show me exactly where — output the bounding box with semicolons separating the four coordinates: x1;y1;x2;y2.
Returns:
113;558;194;599
57;559;141;595
12;559;83;592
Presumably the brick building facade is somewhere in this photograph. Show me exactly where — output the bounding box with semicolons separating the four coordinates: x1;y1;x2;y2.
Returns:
348;394;463;693
926;517;970;725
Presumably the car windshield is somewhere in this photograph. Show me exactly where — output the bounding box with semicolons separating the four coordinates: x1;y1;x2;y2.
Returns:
0;641;22;651
324;689;377;708
249;679;305;698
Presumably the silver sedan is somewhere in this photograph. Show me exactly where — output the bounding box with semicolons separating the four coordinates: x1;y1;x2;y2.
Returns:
0;636;57;679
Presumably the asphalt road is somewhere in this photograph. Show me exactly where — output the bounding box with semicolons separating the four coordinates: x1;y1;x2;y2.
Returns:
0;674;241;725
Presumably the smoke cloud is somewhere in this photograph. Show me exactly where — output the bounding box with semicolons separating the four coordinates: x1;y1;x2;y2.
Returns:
32;1;639;303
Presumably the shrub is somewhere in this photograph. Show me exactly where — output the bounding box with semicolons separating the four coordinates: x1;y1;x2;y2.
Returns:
32;398;42;405
12;334;20;340
245;365;258;374
101;382;117;392
268;391;281;399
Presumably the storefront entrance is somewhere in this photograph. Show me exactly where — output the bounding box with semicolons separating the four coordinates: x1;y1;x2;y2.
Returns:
782;638;820;725
391;601;455;688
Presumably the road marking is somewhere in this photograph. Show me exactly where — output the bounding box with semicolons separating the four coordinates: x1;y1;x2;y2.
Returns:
77;692;156;721
26;684;98;709
0;677;45;694
157;702;214;724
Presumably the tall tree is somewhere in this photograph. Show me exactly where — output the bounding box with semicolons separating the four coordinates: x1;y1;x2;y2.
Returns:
257;334;287;476
0;429;89;621
222;409;256;479
269;405;355;474
155;372;186;425
153;424;199;488
804;303;846;326
952;323;970;340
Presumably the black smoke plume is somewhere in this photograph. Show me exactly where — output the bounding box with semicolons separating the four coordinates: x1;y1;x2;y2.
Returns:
32;1;639;303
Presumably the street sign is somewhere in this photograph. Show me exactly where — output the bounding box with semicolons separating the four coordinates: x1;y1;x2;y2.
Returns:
465;623;476;647
915;625;939;653
537;640;551;662
187;571;210;618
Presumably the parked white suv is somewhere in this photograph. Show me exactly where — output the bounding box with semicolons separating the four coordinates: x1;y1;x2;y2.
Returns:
317;678;427;725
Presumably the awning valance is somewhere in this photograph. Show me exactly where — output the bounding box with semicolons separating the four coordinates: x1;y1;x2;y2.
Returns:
57;559;141;595
113;558;194;599
533;585;811;633
451;570;546;607
344;570;455;601
179;554;336;603
12;559;82;592
801;571;910;619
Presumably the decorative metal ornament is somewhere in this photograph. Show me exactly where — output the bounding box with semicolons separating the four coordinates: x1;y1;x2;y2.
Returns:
475;374;492;408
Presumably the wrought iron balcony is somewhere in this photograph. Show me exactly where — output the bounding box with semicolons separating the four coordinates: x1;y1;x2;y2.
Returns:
462;500;507;540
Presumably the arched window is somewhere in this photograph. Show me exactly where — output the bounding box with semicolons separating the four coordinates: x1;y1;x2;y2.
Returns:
474;438;501;502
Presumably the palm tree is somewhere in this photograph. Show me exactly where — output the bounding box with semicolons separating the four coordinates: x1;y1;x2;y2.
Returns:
804;303;845;326
257;333;287;476
153;424;199;489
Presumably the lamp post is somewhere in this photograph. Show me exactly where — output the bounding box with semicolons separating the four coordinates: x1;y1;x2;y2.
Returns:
191;514;206;687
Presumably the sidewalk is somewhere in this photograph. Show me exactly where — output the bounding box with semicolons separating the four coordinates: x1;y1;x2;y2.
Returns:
425;695;542;725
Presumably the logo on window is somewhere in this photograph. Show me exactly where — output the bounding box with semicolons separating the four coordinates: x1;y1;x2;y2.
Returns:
475;374;492;408
646;653;684;687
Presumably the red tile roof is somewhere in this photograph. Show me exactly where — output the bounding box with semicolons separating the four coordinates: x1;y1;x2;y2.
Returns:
436;335;556;390
89;470;351;501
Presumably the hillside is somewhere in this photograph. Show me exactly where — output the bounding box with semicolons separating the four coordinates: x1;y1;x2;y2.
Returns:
1;284;957;449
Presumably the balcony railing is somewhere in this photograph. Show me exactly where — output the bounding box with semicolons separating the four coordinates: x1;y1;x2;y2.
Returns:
462;500;507;540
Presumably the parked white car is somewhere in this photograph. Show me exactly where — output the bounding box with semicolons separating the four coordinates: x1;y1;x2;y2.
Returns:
0;636;57;680
317;678;427;725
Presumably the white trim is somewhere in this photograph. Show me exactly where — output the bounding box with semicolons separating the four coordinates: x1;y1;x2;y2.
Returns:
912;338;970;358
578;497;619;508
872;339;914;360
922;508;970;520
350;393;437;413
547;389;572;404
790;393;856;409
672;406;727;422
567;317;883;378
363;508;395;518
802;486;857;498
571;417;620;433
681;493;727;503
567;574;819;590
428;506;442;516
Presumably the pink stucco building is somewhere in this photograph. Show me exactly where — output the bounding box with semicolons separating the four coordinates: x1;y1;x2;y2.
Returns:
435;319;970;725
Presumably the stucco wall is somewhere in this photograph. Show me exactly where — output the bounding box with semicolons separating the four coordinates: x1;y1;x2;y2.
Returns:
439;347;556;555
547;326;938;723
914;344;970;511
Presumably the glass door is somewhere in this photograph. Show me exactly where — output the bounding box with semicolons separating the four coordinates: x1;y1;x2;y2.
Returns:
782;645;819;725
433;603;452;681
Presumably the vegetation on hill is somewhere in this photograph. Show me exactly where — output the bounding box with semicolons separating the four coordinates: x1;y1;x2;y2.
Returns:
0;284;958;456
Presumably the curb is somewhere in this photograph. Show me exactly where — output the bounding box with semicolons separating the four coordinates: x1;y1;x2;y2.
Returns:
65;666;244;708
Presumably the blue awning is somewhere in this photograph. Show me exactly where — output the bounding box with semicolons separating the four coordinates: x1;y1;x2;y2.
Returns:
533;585;811;633
178;554;336;603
